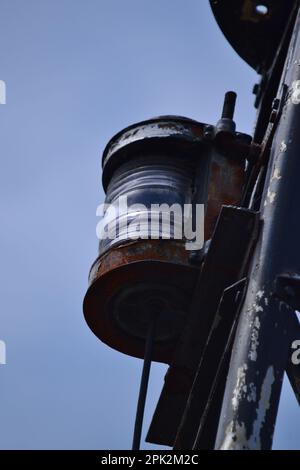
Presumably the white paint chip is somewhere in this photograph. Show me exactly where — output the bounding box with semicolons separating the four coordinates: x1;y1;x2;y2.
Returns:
272;168;282;181
280;141;287;153
249;317;260;362
291;80;300;105
232;364;248;411
219;367;275;450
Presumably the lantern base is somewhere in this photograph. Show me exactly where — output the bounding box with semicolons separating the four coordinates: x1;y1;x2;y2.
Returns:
83;242;199;363
111;282;187;343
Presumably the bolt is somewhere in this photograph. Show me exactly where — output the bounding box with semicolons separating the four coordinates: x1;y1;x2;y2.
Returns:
270;110;278;124
253;84;260;95
284;285;295;298
204;125;214;140
272;98;280;110
222;91;237;120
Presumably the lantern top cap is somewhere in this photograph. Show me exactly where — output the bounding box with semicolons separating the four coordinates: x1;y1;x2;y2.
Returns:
102;115;203;164
101;116;206;190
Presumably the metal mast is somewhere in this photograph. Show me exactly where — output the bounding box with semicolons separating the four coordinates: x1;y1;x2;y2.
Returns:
215;3;300;450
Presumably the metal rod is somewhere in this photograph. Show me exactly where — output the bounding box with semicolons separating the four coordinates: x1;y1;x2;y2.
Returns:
132;317;156;450
221;91;237;120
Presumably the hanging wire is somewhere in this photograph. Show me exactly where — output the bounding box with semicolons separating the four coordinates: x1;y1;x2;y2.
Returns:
132;317;156;450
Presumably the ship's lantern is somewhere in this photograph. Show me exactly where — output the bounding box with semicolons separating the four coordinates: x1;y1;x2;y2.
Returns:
83;113;249;364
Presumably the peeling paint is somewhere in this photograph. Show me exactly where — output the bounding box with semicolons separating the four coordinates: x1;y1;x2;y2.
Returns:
220;422;249;450
271;168;282;181
267;189;276;204
291;80;300;105
253;303;263;313
249;316;261;362
250;366;275;449
232;364;248;411
247;383;257;403
256;290;264;300
252;304;264;313
220;367;275;450
247;291;266;317
264;188;276;207
280;141;287;153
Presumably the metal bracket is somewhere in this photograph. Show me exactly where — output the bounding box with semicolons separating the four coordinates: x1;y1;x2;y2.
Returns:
174;278;248;450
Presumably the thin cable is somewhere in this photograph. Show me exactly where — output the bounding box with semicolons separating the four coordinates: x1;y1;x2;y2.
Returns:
132;317;156;450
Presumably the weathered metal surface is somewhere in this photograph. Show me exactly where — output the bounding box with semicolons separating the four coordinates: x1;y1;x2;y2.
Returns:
146;206;260;446
84;241;199;363
91;240;192;280
84;115;252;363
205;153;246;238
210;0;296;73
215;7;300;450
102;116;205;189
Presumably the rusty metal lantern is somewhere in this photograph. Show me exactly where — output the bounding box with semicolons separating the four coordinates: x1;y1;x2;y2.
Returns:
83;99;251;365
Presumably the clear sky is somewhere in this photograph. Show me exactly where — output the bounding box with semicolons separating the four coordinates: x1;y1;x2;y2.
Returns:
0;0;299;450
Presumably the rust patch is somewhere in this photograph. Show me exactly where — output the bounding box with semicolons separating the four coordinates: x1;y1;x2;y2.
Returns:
205;153;245;239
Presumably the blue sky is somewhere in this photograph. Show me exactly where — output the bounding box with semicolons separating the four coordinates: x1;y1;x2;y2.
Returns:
0;0;299;450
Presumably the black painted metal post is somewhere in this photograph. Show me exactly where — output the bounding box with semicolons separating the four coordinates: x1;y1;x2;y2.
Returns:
215;7;300;450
